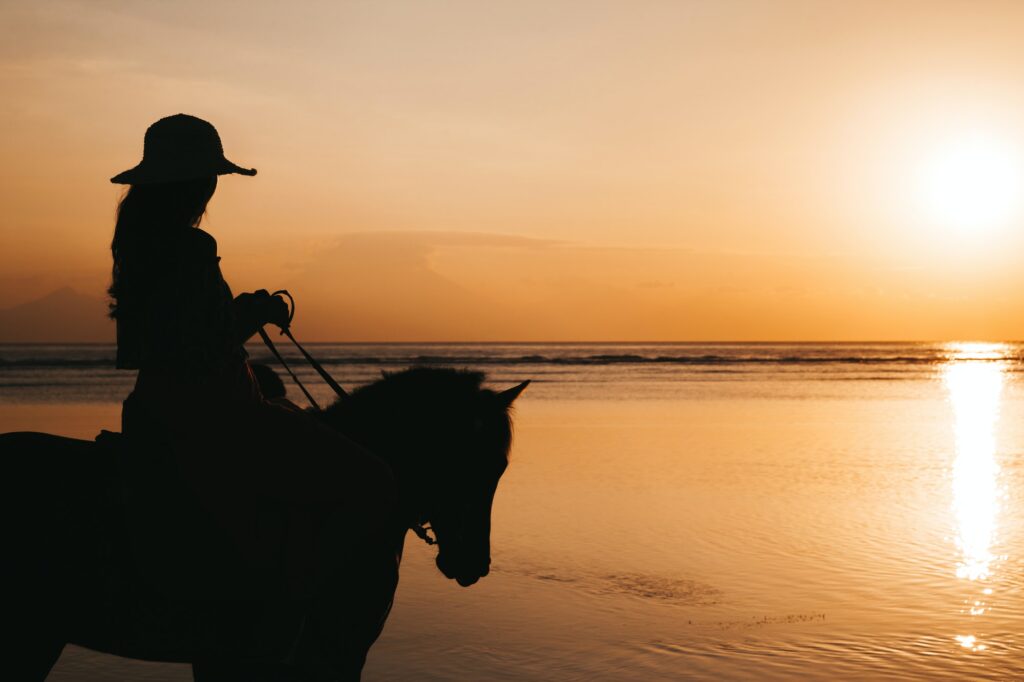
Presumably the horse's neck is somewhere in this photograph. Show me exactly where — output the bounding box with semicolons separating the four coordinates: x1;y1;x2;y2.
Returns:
324;403;421;553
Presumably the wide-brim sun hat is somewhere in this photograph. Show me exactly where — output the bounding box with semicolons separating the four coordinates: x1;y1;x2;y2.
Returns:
111;113;256;184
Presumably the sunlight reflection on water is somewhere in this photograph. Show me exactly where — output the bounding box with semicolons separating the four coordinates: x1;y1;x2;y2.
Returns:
943;342;1007;654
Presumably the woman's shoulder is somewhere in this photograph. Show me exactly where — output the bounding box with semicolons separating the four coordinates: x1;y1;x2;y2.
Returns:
176;228;219;260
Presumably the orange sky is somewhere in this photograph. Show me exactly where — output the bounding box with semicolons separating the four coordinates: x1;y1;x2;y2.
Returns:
4;1;1024;341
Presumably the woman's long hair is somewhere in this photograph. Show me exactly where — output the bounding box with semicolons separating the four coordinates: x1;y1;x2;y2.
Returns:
108;177;217;319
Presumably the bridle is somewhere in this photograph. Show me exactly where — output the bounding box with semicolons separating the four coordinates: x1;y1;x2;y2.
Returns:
410;523;437;546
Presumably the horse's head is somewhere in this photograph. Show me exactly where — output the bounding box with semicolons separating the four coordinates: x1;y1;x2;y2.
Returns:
321;368;527;588
425;378;527;586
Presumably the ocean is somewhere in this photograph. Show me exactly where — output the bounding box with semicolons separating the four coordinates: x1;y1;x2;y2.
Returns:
2;342;1023;680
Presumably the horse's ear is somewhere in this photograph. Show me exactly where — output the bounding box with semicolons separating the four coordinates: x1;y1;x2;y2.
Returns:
497;380;530;407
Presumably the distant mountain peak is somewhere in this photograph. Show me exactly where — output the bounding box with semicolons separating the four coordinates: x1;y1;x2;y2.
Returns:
0;287;113;342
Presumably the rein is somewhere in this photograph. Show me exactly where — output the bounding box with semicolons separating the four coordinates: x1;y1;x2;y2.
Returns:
258;327;321;410
257;290;348;411
257;289;436;546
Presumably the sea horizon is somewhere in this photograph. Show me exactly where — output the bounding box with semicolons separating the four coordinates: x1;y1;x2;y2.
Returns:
3;339;1023;345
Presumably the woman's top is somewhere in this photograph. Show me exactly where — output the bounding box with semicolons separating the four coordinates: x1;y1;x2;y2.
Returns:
115;227;259;406
113;225;266;417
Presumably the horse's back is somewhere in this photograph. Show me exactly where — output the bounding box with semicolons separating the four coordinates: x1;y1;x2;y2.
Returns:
1;429;112;538
0;429;107;474
0;430;99;455
1;432;117;646
0;431;113;525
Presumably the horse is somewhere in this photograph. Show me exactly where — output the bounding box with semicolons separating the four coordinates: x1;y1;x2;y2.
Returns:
0;366;527;681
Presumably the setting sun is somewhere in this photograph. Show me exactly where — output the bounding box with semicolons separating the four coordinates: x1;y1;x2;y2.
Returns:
917;133;1023;234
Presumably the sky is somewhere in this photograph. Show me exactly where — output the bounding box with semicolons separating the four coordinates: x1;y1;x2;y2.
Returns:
4;0;1024;341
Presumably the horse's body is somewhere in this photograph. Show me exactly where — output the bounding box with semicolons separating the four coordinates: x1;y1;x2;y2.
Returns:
0;367;525;681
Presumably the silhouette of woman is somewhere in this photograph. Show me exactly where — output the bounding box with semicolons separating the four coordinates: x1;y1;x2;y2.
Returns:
108;114;395;670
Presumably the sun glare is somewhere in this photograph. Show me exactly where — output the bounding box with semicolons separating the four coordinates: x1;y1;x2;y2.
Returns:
917;134;1022;234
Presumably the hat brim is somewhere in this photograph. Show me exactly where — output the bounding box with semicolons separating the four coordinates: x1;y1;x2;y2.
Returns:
110;159;257;185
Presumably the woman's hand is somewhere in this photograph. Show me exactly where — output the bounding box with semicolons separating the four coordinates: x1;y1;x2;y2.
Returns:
264;293;291;329
234;290;291;337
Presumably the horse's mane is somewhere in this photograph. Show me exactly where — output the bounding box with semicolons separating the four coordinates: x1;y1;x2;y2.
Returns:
345;367;487;406
320;367;513;468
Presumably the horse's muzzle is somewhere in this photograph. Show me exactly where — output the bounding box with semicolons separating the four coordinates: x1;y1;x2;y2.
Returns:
436;552;490;587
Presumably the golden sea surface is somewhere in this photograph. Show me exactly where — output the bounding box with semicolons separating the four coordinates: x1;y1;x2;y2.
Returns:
3;342;1023;680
